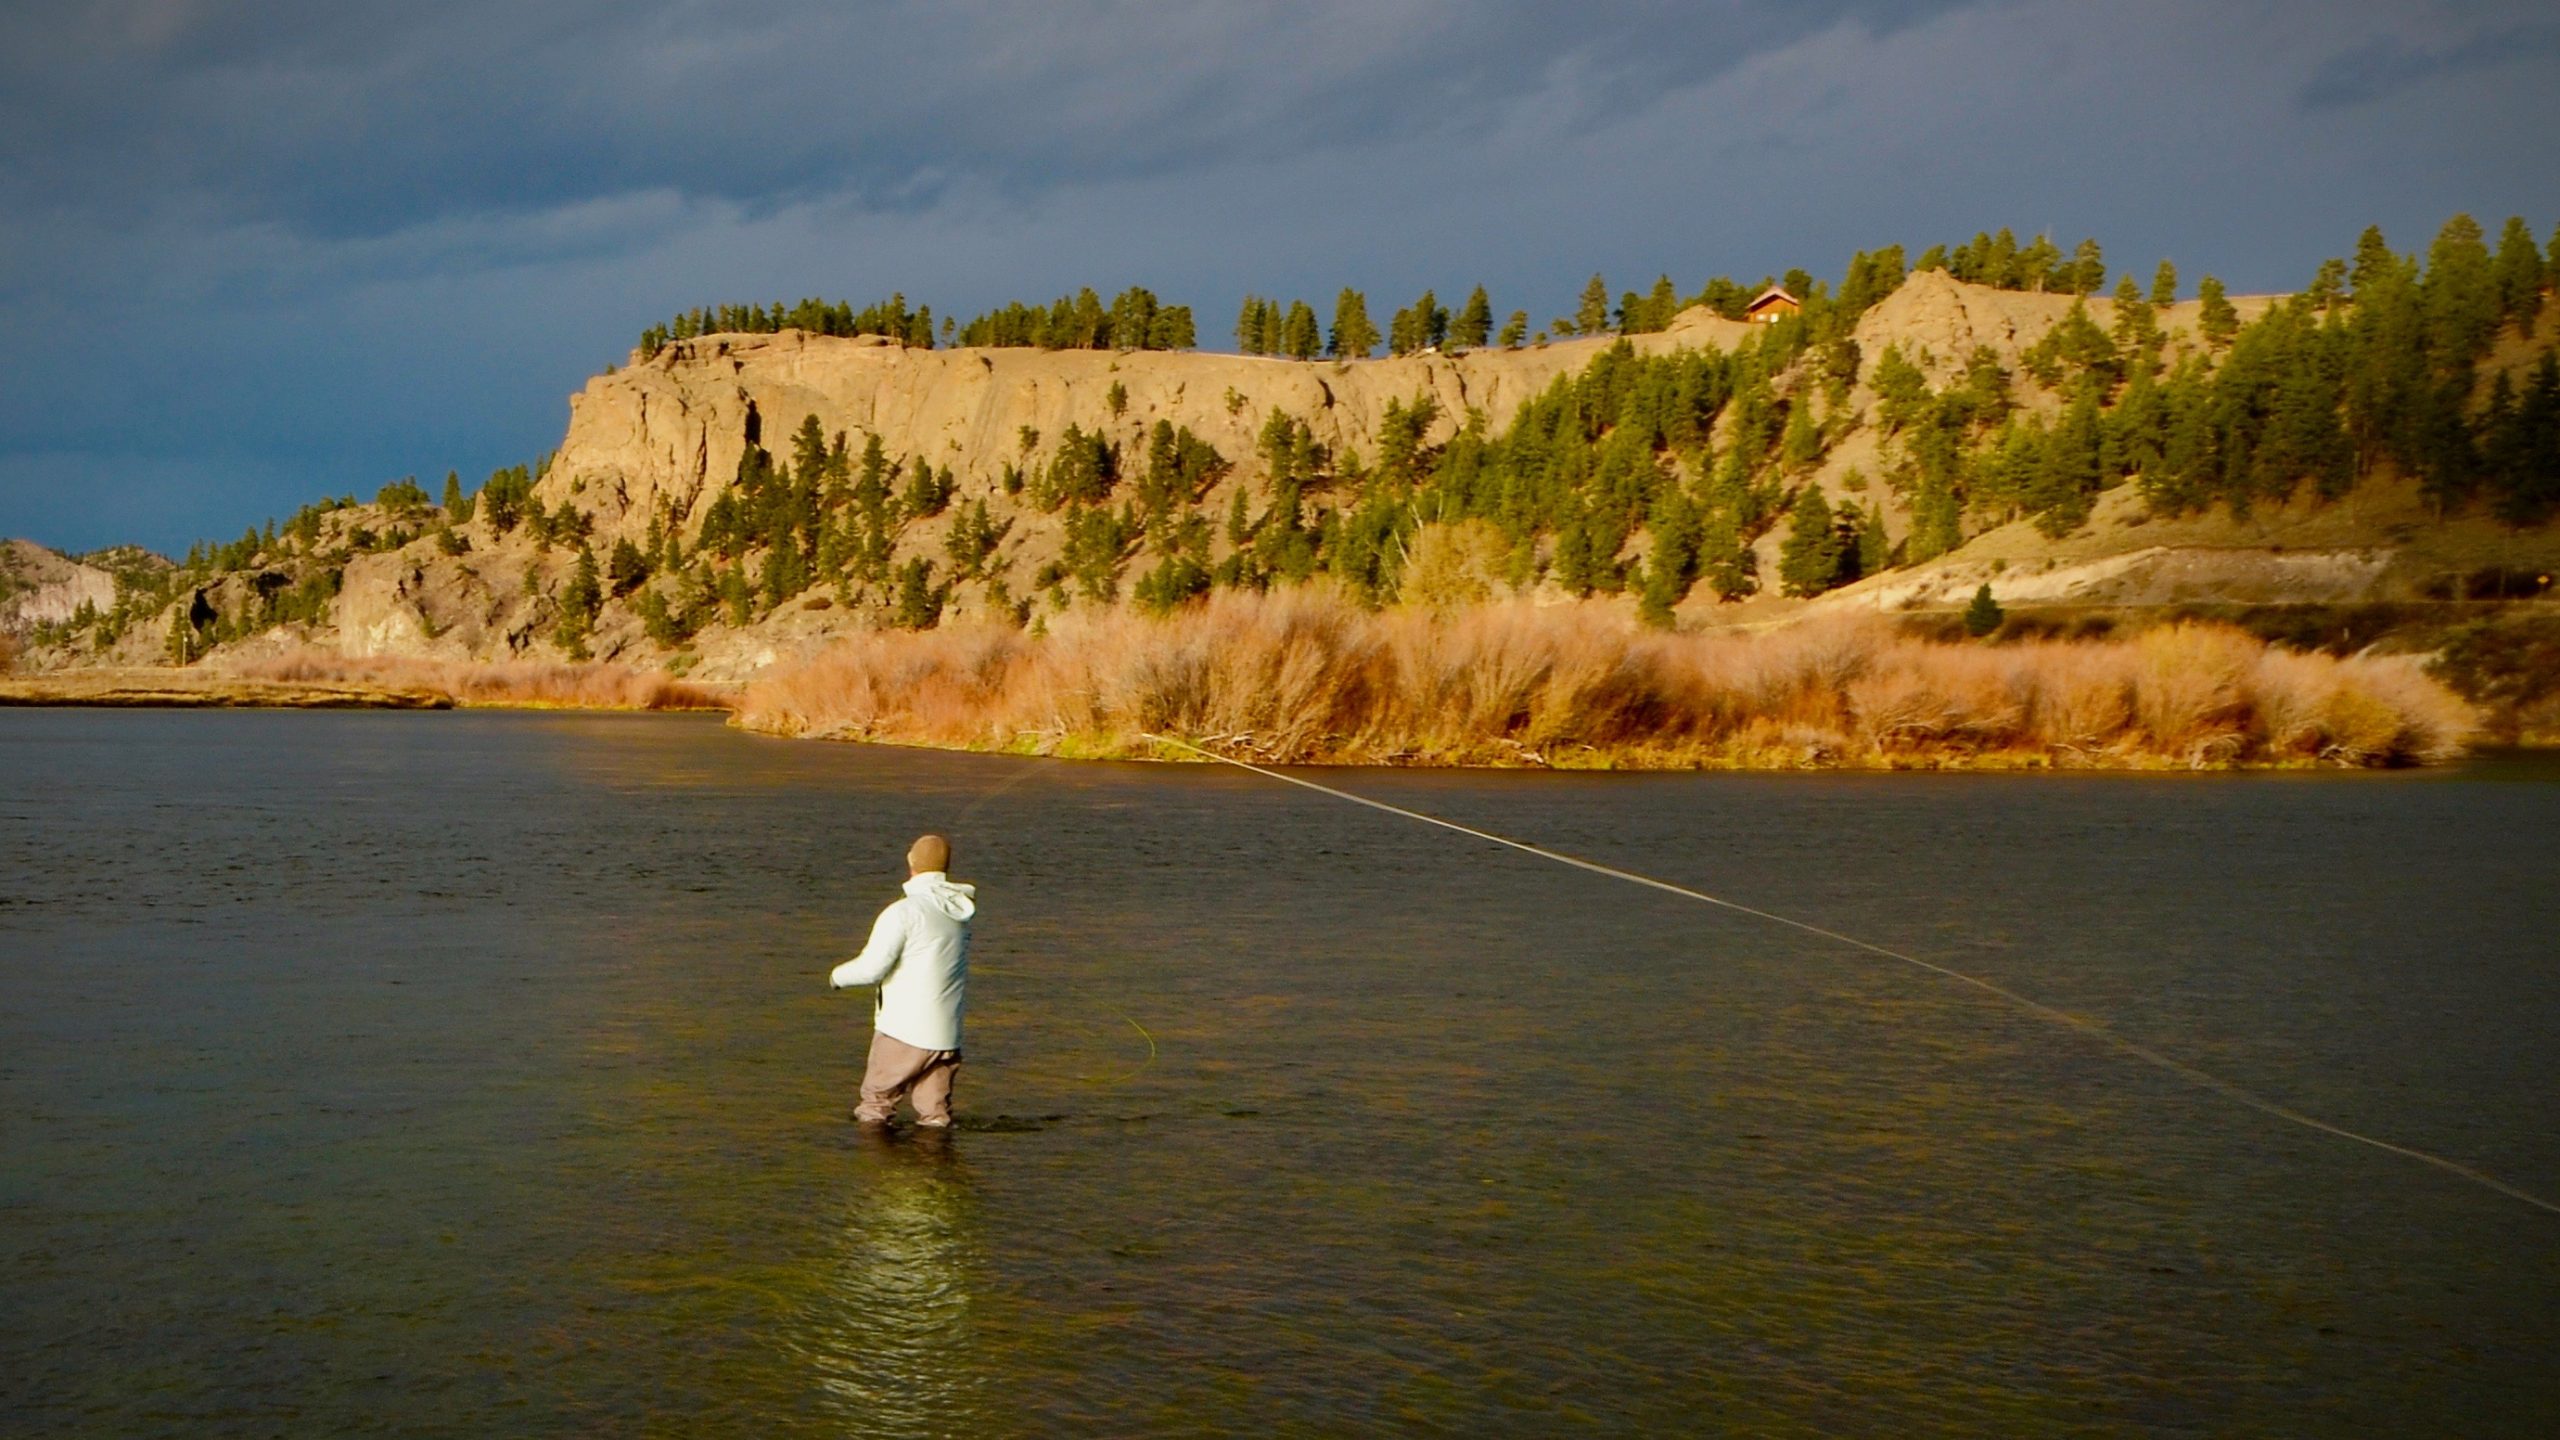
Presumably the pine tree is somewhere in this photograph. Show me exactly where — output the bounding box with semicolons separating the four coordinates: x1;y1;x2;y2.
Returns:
1451;286;1493;349
1575;274;1611;335
1856;503;1890;578
1644;274;1679;330
2421;213;2498;367
606;538;649;595
2028;389;2106;535
1777;487;1840;597
1224;485;1253;548
2011;237;2050;288
1148;305;1197;350
2341;251;2427;481
2492;215;2546;336
2351;226;2400;298
1328;289;1379;359
893;557;944;629
1282;300;1322;359
2070;238;2106;296
2488;352;2560;522
2112;275;2158;352
1235;295;1267;355
1550;501;1601;596
1963;583;2004;637
1498;311;1529;348
1387;290;1447;353
2196;276;2238;345
1779;400;1822;471
636;586;689;647
557;545;603;659
1105;286;1159;350
2150;259;2178;307
1636;486;1700;626
1700;512;1756;599
2304;257;2348;312
2105;362;2167;484
1869;344;1929;433
1838;248;1906;314
788;412;828;488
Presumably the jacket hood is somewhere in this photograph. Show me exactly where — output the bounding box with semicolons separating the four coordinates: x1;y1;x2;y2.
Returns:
904;871;977;921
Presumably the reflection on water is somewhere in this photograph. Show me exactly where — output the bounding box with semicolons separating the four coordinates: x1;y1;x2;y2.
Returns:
3;710;2557;1436
802;1131;984;1438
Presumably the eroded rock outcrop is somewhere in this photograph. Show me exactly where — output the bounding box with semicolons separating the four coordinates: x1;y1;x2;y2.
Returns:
537;318;1757;550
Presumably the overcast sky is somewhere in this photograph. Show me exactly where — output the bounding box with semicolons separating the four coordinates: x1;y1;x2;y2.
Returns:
4;0;2556;553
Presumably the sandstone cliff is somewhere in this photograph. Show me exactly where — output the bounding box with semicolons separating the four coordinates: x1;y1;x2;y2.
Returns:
344;304;1765;676
542;309;1753;547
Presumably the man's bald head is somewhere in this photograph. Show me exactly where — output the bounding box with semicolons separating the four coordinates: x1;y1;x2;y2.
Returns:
907;834;952;876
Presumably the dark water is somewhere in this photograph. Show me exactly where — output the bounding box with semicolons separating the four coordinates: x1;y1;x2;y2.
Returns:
4;711;2557;1437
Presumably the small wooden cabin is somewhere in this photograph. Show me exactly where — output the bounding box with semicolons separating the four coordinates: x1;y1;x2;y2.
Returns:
1744;286;1801;324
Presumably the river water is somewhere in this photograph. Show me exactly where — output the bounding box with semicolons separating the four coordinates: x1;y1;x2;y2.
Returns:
3;710;2555;1436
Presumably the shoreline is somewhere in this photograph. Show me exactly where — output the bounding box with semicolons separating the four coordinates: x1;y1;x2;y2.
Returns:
0;669;453;710
0;667;727;714
724;718;2502;771
5;647;2538;768
1;677;2538;766
0;672;2499;768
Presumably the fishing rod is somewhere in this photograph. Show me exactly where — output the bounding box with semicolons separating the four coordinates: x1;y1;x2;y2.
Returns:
1141;731;2560;1218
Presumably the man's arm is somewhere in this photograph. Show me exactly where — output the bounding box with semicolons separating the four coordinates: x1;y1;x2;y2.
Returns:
829;903;907;989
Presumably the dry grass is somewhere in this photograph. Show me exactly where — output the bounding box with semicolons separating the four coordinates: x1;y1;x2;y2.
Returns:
737;588;2475;769
230;651;731;711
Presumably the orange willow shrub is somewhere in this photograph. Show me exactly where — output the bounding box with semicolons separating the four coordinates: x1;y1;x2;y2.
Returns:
233;651;730;711
736;589;2475;768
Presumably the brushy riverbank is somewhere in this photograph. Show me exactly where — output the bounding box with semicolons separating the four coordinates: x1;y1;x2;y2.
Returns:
735;589;2475;769
0;667;454;709
0;656;729;712
232;653;731;710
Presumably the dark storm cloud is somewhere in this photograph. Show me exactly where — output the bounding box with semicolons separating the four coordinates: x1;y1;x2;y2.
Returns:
2300;21;2560;107
1;0;1972;240
3;0;2557;553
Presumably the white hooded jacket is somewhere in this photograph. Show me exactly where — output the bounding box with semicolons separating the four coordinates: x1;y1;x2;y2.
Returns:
829;871;977;1051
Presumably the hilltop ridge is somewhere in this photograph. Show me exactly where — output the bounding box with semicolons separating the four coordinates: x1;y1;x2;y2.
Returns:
8;227;2558;692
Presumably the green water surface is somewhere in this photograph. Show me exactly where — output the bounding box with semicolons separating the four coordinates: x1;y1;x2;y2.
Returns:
3;712;2555;1436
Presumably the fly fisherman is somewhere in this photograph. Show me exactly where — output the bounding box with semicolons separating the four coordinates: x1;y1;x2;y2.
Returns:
830;834;976;1129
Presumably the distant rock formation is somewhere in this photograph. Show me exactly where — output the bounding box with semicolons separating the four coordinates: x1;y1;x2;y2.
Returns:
1;539;124;629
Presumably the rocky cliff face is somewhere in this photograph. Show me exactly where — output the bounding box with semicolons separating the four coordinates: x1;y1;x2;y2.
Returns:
0;540;120;631
533;270;2229;556
415;304;1767;675
537;309;1756;550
